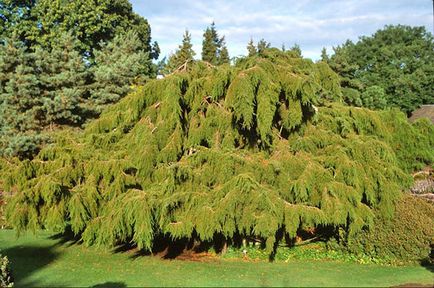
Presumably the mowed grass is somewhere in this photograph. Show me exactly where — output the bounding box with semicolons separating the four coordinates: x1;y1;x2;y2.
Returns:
0;229;432;287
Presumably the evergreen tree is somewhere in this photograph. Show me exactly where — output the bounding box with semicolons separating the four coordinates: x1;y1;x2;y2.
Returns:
3;50;431;259
177;30;195;62
328;41;364;107
360;85;387;110
90;31;151;110
247;38;257;56
257;39;270;55
289;44;302;57
26;0;158;59
0;0;35;45
0;39;43;158
202;23;219;64
218;39;230;64
201;22;227;65
0;0;160;158
34;33;88;126
320;47;329;62
0;33;88;157
165;30;196;73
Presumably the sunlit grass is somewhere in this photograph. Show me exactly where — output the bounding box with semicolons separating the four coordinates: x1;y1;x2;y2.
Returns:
0;229;432;287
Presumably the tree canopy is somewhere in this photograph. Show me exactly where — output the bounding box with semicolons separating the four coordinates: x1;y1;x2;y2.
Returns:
202;22;229;65
1;0;159;60
0;0;159;157
2;49;432;256
164;30;196;74
327;25;434;113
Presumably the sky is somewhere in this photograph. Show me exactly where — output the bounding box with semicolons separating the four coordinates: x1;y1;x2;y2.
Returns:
131;0;433;61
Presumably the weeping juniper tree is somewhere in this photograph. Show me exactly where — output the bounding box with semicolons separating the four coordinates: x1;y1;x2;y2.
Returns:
1;49;433;258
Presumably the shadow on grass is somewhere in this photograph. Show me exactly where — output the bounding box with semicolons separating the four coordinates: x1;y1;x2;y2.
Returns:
2;244;60;287
112;234;219;260
419;258;433;274
91;282;127;288
49;227;83;247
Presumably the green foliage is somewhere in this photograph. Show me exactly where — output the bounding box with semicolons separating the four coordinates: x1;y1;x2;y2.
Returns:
329;25;434;113
320;47;329;62
34;33;87;125
90;31;152;110
27;0;157;59
218;41;230;65
246;39;256;57
0;34;86;158
0;0;34;46
2;50;432;259
0;1;159;157
0;253;13;287
345;195;434;262
164;30;196;74
1;0;159;59
201;22;228;65
257;39;271;55
289;44;302;58
223;241;389;265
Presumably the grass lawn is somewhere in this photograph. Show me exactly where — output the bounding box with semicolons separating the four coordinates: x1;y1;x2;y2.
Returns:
0;229;432;287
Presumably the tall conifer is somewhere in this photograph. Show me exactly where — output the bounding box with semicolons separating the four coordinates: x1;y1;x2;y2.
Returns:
218;38;230;64
90;31;150;111
257;39;270;55
202;23;218;64
247;38;257;56
201;22;227;65
165;30;196;73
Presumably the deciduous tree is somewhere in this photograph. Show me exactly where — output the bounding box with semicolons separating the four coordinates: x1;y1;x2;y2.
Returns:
329;25;434;113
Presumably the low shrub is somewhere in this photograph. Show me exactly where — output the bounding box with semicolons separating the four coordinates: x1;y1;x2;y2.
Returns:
0;253;13;287
345;195;434;263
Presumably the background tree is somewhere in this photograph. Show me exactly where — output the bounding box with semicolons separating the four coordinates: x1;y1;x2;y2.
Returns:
0;39;43;158
360;85;387;110
34;33;88;126
90;31;151;110
25;0;158;59
320;47;329;62
247;38;257;56
202;22;218;64
201;22;227;65
257;38;271;55
289;43;302;57
218;39;230;64
328;25;434;114
0;0;35;45
0;33;88;157
0;0;159;157
164;30;196;73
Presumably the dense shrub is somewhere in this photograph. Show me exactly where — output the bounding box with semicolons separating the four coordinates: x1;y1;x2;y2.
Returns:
0;253;13;287
345;195;434;262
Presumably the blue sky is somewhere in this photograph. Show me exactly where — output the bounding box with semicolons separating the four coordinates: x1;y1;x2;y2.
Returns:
131;0;433;60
